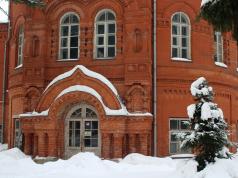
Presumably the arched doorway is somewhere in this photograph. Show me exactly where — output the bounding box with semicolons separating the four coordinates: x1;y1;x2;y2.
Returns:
64;104;101;158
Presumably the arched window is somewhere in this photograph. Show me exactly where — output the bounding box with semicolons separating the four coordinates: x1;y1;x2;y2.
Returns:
95;10;116;59
17;25;24;67
171;12;191;60
59;13;80;60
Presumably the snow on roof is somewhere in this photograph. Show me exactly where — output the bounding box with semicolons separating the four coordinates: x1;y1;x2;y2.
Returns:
20;85;152;117
56;85;152;116
44;65;118;96
19;110;49;118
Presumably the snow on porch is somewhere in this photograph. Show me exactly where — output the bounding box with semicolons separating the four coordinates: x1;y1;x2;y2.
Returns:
20;65;152;118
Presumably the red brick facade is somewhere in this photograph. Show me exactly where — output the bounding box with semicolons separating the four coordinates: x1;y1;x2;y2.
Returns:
2;0;238;158
0;23;8;143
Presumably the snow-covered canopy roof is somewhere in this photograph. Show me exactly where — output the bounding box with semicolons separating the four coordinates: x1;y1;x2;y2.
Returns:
44;65;118;96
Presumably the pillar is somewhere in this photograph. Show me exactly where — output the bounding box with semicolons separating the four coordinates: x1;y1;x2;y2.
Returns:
102;133;110;159
113;133;123;158
33;134;38;157
129;133;136;153
37;132;46;157
24;132;32;155
139;134;148;155
48;132;57;157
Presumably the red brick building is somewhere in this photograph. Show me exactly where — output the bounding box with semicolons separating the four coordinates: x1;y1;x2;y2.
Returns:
0;23;8;144
2;0;238;158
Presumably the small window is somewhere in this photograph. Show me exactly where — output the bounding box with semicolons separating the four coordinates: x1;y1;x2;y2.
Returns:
14;119;22;148
59;13;80;60
169;118;191;154
171;12;191;60
95;10;116;59
214;31;223;63
17;25;24;67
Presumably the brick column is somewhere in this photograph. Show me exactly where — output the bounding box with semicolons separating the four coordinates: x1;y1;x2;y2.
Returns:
129;134;136;153
139;134;148;155
33;134;38;157
102;133;110;159
37;132;46;157
24;133;32;155
113;133;123;158
48;132;57;157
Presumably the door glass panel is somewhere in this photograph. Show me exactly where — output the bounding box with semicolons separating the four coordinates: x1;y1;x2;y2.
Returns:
92;121;98;129
84;120;98;148
85;121;91;129
68;121;80;147
91;139;98;147
84;139;91;147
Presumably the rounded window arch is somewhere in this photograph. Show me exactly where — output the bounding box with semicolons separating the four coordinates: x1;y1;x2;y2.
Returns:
94;9;116;59
59;12;80;60
171;12;191;60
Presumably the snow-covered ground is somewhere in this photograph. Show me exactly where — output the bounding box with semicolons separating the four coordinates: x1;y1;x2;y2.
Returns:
0;146;238;178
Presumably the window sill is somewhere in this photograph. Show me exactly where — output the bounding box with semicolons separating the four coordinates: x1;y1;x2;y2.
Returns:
171;57;192;62
57;59;79;62
215;62;227;68
95;57;115;60
15;64;23;69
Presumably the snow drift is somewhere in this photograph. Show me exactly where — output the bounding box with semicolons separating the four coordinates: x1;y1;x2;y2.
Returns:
0;147;238;178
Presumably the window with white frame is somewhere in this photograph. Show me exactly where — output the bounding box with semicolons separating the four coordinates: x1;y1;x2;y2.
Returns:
95;10;116;59
14;119;22;148
171;12;191;60
17;25;24;67
214;31;224;63
169;118;191;154
59;13;80;60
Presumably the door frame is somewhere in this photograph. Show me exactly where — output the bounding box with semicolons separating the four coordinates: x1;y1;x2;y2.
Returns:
64;104;101;158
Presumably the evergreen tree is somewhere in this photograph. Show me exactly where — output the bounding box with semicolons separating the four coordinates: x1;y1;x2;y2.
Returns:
181;77;231;171
200;0;238;42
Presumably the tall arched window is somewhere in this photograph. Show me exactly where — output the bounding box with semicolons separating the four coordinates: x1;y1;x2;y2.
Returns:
171;12;191;60
17;25;24;67
59;13;80;60
214;31;223;63
95;10;116;59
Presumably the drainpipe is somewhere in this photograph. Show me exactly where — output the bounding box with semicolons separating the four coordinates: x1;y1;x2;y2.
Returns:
1;1;11;143
153;0;157;157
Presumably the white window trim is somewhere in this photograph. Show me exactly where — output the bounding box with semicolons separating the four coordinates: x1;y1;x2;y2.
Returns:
214;31;225;67
169;118;191;155
58;12;80;61
171;12;191;61
16;26;24;68
94;9;117;60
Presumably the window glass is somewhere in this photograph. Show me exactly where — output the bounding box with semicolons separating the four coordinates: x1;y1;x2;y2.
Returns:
95;10;116;59
169;119;191;154
214;32;223;63
17;25;24;67
59;13;80;60
171;12;190;60
14;119;22;148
